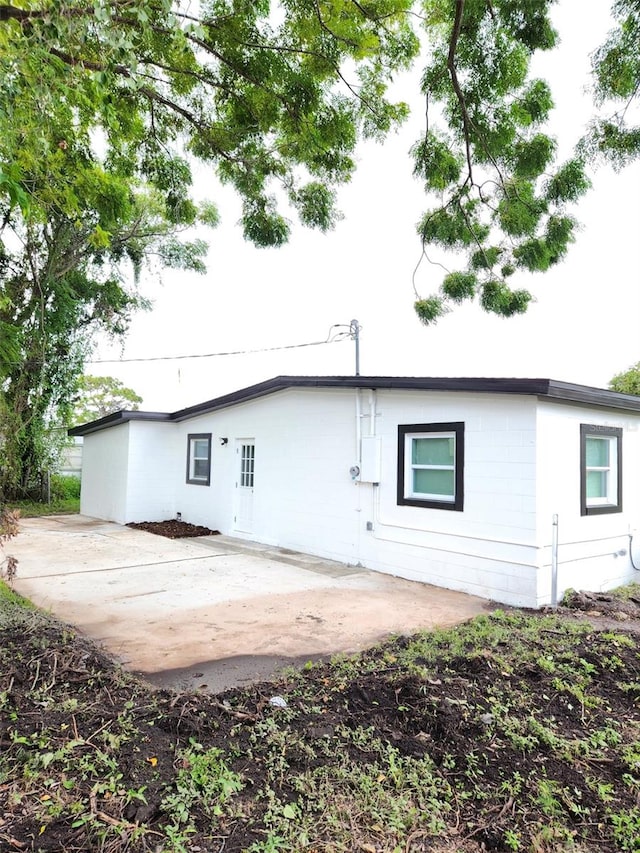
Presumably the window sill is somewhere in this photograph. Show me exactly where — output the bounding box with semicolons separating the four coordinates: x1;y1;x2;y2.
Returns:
398;496;462;511
582;503;622;516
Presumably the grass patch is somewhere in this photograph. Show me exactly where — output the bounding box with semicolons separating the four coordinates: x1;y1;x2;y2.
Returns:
611;581;640;601
6;497;80;517
0;579;34;610
5;474;80;517
1;598;639;852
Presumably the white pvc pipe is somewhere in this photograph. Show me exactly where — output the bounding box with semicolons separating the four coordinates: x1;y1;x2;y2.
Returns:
551;514;559;607
355;388;361;462
369;389;376;436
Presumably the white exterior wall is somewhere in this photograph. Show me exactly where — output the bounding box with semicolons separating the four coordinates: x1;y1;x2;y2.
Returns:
535;401;640;605
355;391;539;606
169;388;540;606
173;390;361;562
124;421;179;523
80;424;130;523
79;387;640;608
80;421;178;524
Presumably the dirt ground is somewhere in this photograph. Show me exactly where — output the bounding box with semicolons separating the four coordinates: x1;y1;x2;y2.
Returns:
1;590;639;853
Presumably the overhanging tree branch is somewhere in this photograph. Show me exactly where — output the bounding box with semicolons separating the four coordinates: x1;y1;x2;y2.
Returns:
447;0;473;184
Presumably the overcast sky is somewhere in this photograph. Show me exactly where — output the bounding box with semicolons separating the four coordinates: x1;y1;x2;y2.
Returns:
91;1;640;412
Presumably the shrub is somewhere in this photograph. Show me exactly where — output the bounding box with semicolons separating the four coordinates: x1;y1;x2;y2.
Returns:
50;474;81;501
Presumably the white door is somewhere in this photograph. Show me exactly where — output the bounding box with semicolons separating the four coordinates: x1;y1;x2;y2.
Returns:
234;440;255;532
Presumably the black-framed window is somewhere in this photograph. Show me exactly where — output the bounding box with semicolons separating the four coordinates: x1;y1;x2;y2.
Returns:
580;424;622;515
186;433;211;486
397;422;464;511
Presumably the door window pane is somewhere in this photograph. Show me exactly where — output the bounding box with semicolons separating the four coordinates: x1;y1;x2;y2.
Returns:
240;444;255;487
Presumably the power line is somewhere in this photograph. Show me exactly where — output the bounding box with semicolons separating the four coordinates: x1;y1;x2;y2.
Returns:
87;326;353;365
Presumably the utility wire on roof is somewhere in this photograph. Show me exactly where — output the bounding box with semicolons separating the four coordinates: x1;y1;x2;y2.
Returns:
87;325;353;365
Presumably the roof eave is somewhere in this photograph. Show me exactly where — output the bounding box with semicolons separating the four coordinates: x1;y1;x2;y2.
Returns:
68;410;172;437
70;376;640;435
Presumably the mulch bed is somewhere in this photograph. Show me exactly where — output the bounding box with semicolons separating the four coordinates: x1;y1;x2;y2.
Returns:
126;519;219;538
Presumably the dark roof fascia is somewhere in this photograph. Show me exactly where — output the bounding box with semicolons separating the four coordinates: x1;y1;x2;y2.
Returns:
170;376;304;421
70;376;640;435
171;375;640;418
543;380;640;412
170;376;558;421
68;410;172;437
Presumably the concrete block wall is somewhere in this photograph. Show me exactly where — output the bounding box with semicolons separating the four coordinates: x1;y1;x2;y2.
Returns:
535;401;640;603
80;424;130;523
356;391;539;606
124;422;180;523
171;388;543;606
173;390;361;563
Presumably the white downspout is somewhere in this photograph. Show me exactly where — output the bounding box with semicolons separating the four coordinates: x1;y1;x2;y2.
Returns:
369;389;376;436
355;388;361;462
551;514;559;606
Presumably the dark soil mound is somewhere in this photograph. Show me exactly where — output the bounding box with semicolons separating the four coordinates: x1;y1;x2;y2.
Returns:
2;603;640;852
126;519;219;538
562;586;640;619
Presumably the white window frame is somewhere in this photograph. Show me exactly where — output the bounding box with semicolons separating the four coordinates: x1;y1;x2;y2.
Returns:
580;424;622;516
405;432;456;502
186;433;211;486
397;422;464;511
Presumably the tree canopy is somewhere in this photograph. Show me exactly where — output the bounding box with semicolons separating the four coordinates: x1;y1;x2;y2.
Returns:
609;361;640;396
412;0;640;323
0;0;418;244
0;0;417;496
1;1;638;316
71;376;143;426
1;0;639;494
0;171;209;497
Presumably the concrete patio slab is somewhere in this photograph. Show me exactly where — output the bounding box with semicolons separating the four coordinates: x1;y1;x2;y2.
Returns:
10;514;490;691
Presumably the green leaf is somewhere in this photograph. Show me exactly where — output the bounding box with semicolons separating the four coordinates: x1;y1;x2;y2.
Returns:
544;160;591;204
293;182;339;231
441;271;477;303
497;181;545;237
414;296;446;325
411;133;461;191
480;281;532;317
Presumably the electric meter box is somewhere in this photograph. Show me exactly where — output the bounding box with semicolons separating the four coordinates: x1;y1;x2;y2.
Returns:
360;435;381;483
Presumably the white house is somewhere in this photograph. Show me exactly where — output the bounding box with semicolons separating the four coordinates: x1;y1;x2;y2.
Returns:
69;376;640;608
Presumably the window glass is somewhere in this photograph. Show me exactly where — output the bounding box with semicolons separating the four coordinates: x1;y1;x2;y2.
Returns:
586;470;607;499
193;439;209;459
413;468;455;497
193;459;209;478
412;436;454;466
585;437;609;468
